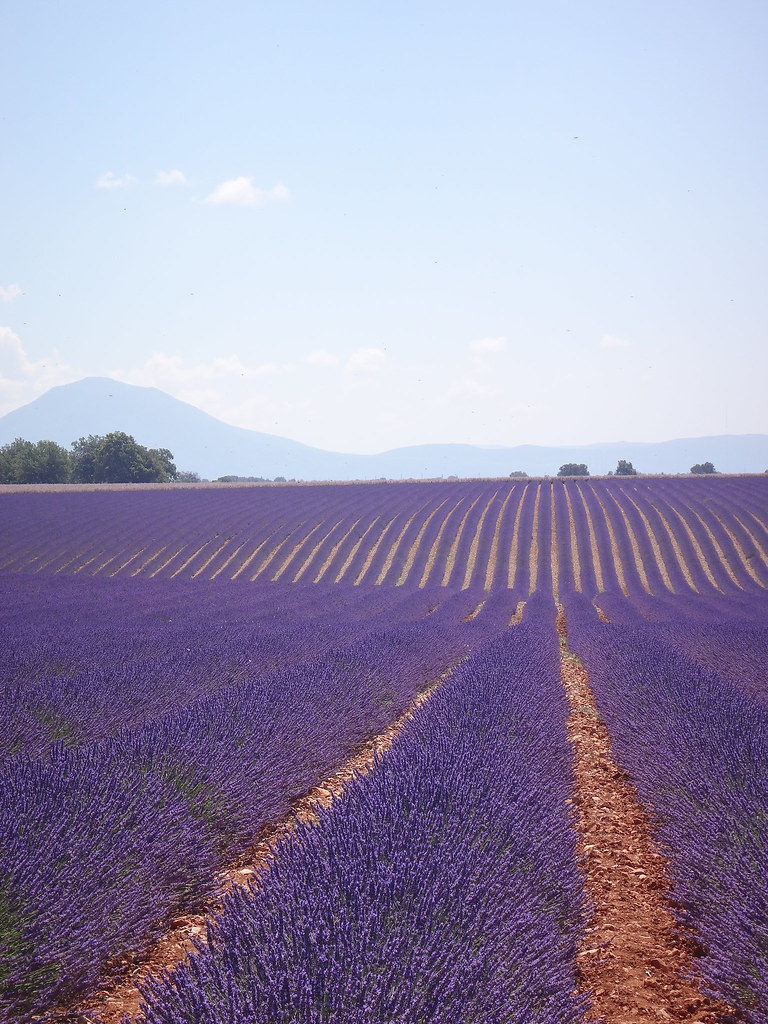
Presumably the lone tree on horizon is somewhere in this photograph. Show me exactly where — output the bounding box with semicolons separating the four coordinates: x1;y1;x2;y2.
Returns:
71;432;177;484
615;459;638;476
557;463;589;477
690;461;717;474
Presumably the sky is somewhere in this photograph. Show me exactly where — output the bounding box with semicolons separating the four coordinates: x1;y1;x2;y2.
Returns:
2;1;767;454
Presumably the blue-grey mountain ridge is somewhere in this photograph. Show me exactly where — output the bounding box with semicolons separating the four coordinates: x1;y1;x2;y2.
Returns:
1;378;766;480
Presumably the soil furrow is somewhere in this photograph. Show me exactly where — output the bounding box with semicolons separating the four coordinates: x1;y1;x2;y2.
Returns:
688;505;743;589
418;498;463;588
375;500;431;584
607;490;652;594
292;519;344;582
564;482;582;593
666;502;722;592
648;503;699;592
557;608;731;1024
589;485;628;595
191;539;232;579
551;482;559;601
462;489;498;590
396;499;448;585
230;536;270;579
170;540;212;579
619;489;675;593
484;485;514;591
441;495;481;586
528;482;541;593
507;481;528;589
313;517;361;582
732;511;768;575
147;545;186;578
62;670;454;1024
354;515;399;584
334;515;381;582
575;484;604;593
270;520;325;581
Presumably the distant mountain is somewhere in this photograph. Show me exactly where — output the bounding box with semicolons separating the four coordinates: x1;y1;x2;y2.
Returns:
1;378;767;479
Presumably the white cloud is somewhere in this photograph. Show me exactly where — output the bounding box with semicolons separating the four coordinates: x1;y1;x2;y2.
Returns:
469;335;507;354
107;351;302;435
306;349;341;366
155;169;188;187
345;347;386;374
205;177;290;207
0;327;80;417
0;326;27;370
117;351;295;392
96;171;137;190
600;334;631;349
0;284;22;303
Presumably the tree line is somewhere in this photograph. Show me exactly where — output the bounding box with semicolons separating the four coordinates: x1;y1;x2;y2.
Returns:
0;437;727;485
511;460;721;478
0;433;198;484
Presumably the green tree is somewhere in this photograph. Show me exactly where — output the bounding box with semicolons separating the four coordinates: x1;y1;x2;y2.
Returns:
557;463;589;477
29;440;71;483
690;461;717;474
93;432;176;483
70;435;101;483
0;438;31;483
615;460;637;476
71;433;178;483
146;447;177;482
509;470;528;478
0;438;70;483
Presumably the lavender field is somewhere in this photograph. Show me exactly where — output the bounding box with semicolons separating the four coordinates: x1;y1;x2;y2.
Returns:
1;476;767;1024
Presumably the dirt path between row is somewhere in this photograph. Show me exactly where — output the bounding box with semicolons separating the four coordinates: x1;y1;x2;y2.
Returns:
64;673;451;1024
556;607;732;1024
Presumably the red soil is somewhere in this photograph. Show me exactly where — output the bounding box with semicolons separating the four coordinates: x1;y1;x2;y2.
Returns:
557;607;732;1024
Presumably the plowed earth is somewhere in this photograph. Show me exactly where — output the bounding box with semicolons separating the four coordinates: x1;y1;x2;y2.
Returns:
557;608;734;1024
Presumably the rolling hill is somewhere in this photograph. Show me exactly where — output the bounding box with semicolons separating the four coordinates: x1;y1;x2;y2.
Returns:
1;377;766;479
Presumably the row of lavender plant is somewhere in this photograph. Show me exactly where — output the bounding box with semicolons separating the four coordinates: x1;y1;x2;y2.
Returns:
0;485;343;577
3;477;768;589
563;590;768;1022
136;594;586;1024
419;492;475;588
508;480;536;594
0;583;477;1021
485;483;527;590
0;569;520;771
0;482;484;582
662;614;768;703
443;486;498;589
585;486;616;595
657;477;766;593
622;477;768;596
613;483;700;595
701;484;768;589
594;584;768;704
0;575;450;762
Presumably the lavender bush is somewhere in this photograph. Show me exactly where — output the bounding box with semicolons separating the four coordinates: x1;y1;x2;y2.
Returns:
137;597;587;1024
564;590;768;1022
